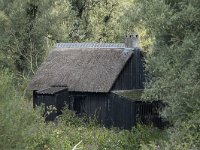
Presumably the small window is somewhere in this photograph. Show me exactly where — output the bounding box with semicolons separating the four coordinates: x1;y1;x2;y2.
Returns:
70;96;86;114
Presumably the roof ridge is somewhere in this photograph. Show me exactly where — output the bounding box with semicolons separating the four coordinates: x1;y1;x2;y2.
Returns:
56;42;125;48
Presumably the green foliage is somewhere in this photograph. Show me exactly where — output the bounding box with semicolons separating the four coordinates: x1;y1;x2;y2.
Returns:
122;0;172;53
67;0;133;43
0;0;74;74
0;0;137;74
0;69;165;149
1;0;199;149
125;0;200;148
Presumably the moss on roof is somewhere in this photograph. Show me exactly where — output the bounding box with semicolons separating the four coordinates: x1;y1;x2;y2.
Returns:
112;89;144;100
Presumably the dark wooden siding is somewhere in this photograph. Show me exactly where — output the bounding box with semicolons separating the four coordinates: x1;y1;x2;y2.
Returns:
69;92;108;123
34;89;165;128
34;94;57;121
33;89;69;121
107;93;136;129
69;92;137;129
111;49;145;90
135;101;166;129
55;90;69;115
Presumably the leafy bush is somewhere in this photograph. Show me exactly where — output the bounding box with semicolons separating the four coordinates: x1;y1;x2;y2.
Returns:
0;69;166;150
126;0;200;148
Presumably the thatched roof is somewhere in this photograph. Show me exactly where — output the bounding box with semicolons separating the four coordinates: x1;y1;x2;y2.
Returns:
28;46;134;92
37;86;68;95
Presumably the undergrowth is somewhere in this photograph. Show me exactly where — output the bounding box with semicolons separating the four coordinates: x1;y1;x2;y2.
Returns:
0;69;166;150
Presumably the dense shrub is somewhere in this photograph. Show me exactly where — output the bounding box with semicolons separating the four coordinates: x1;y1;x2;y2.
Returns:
0;69;166;150
125;0;200;148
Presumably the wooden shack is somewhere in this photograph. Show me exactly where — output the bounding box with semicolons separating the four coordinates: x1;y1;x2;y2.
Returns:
33;86;68;121
28;35;163;128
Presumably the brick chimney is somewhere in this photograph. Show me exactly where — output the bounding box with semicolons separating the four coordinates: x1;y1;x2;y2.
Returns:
125;35;139;48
